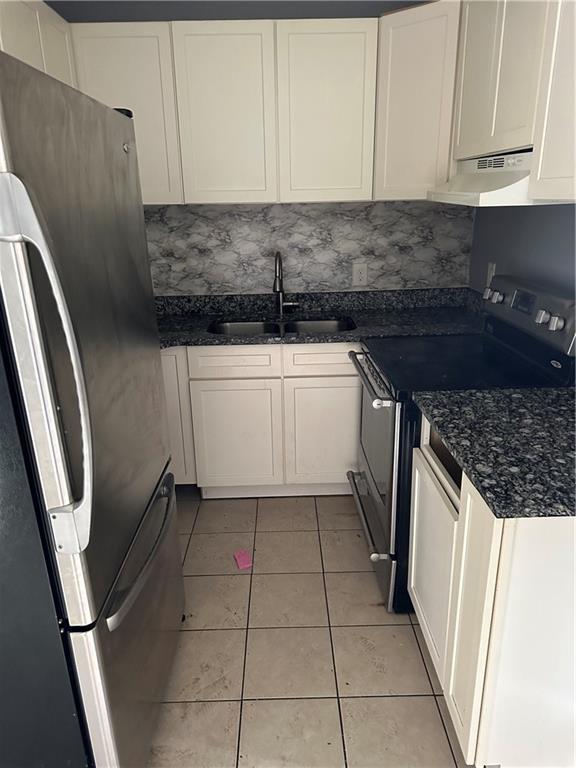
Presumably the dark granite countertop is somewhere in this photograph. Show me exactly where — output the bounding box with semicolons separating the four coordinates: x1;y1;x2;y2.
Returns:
414;388;575;519
157;306;483;347
156;288;483;347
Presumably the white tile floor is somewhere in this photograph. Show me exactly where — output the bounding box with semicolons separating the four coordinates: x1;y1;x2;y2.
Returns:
152;491;465;768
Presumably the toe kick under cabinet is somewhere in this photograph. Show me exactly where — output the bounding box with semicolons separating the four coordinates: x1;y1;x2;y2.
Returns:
185;343;361;497
409;419;575;768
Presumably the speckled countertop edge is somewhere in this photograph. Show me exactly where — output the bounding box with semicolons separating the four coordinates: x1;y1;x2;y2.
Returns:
157;306;484;348
414;388;576;519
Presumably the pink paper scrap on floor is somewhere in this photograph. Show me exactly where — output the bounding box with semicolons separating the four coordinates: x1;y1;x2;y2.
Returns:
234;549;253;570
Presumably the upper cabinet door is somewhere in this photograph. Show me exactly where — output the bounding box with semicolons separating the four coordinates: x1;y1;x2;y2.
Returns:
373;1;460;200
454;1;548;160
172;21;278;204
72;22;183;205
276;18;378;202
0;0;44;70
529;0;575;201
36;2;76;86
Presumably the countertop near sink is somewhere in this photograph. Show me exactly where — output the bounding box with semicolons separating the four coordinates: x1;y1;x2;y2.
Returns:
156;288;483;348
414;388;575;519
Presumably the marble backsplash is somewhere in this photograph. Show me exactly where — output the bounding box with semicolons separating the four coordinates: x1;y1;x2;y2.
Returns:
144;201;474;296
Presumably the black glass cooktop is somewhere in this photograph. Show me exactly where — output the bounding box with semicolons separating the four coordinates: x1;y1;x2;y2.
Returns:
363;332;570;400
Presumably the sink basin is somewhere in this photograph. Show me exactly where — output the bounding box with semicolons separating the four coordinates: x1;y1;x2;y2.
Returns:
207;320;282;336
284;317;357;334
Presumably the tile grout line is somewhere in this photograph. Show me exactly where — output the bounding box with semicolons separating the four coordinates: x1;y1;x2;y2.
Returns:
432;694;460;768
314;497;349;768
409;623;458;768
182;497;201;564
234;499;258;768
179;498;200;565
189;526;363;536
179;621;411;631
161;692;438;705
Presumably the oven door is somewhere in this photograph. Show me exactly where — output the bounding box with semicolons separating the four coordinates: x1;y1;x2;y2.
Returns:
348;352;401;608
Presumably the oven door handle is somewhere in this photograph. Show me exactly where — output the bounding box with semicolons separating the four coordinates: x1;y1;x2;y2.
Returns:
349;351;393;409
347;471;390;562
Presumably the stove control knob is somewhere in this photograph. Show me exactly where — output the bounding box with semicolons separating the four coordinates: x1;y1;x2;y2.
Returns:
490;291;505;304
535;309;551;325
548;315;566;332
482;287;493;300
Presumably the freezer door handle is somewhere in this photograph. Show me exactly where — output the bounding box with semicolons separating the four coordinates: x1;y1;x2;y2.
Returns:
0;172;93;554
105;474;176;632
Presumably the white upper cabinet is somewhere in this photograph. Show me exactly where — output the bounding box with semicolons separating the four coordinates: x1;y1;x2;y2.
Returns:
172;21;278;203
72;22;183;205
529;0;575;201
373;1;459;200
276;18;378;202
0;1;75;85
0;0;43;69
454;1;548;160
36;2;76;85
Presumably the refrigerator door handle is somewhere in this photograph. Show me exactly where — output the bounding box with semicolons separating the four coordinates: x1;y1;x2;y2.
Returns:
0;172;93;554
105;475;176;632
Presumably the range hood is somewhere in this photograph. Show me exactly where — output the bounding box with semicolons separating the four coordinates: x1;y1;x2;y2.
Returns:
428;151;533;207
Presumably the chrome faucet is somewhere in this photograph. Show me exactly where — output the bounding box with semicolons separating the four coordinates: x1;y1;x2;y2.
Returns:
273;252;299;318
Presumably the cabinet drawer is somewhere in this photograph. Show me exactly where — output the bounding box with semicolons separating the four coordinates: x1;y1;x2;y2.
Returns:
187;345;282;379
282;343;360;377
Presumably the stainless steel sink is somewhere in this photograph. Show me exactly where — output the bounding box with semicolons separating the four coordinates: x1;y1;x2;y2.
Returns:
207;320;282;336
283;317;357;334
207;317;356;337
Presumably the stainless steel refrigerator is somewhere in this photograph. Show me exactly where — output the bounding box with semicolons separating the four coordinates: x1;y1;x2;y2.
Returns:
0;52;184;767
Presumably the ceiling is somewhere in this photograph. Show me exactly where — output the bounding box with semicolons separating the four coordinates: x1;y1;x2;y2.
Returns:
47;0;427;23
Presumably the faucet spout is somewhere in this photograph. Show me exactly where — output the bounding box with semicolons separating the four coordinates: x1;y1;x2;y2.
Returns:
273;251;283;293
271;251;299;319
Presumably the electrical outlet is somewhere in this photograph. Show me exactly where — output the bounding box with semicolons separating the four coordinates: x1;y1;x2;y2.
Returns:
353;261;368;287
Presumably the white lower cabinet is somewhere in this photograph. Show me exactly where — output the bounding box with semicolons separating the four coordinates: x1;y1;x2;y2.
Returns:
161;347;196;485
190;378;284;488
185;343;359;492
443;474;503;765
284;376;360;484
410;426;574;768
408;448;458;687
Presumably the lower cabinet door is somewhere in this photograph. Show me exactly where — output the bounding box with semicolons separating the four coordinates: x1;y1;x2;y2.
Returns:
408;448;459;686
161;348;196;485
190;378;283;487
283;376;360;484
443;474;503;765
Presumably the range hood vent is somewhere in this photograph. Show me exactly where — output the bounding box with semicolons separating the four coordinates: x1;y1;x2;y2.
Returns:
428;151;533;207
